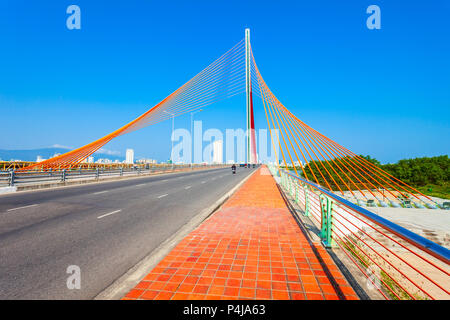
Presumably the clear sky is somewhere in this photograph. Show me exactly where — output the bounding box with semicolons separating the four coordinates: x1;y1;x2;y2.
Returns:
0;0;449;163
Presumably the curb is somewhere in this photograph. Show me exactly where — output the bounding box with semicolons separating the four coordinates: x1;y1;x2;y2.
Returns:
94;168;259;300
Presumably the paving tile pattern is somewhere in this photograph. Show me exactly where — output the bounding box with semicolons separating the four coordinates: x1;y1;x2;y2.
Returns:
123;167;359;300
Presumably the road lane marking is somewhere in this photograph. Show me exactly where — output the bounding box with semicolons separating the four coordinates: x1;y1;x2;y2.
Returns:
135;184;146;187
158;194;168;199
93;191;109;195
185;186;191;189
7;204;38;212
97;210;122;219
201;181;206;184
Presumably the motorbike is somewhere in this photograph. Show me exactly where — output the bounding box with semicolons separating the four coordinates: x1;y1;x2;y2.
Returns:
232;166;236;174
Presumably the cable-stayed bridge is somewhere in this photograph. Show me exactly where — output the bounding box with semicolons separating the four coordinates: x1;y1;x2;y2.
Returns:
2;30;448;300
20;30;441;210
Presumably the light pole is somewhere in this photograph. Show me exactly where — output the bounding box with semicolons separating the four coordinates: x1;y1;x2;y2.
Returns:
163;110;175;165
190;109;202;167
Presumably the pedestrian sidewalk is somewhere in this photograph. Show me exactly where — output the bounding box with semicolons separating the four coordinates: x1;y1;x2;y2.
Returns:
123;166;359;300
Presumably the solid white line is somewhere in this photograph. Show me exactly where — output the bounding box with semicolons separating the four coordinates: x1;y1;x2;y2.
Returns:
157;194;168;199
184;186;191;189
97;210;122;219
93;191;109;195
7;204;38;212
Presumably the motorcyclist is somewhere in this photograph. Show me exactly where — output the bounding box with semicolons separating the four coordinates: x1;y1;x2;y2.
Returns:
231;164;236;173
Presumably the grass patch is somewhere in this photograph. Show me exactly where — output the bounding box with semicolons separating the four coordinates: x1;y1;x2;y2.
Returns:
417;183;450;200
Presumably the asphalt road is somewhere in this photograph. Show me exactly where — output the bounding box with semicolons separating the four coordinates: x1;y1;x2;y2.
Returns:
0;166;256;299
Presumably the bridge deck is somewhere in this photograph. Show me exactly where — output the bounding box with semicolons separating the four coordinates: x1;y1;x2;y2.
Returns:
123;166;359;300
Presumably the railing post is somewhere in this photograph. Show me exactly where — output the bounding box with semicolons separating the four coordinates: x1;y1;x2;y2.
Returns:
9;170;15;187
288;176;293;196
62;169;66;182
291;177;296;199
96;168;100;180
319;193;334;248
303;183;310;217
120;167;123;176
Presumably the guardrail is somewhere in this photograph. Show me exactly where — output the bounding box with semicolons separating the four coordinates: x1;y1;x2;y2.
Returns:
274;166;450;300
0;164;228;188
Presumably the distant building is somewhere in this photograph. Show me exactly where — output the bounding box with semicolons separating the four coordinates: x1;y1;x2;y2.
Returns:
81;156;94;164
125;149;134;164
136;158;157;164
36;155;46;162
212;140;223;164
96;158;112;164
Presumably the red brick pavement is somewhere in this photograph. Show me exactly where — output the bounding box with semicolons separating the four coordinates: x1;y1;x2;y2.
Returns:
123;166;358;300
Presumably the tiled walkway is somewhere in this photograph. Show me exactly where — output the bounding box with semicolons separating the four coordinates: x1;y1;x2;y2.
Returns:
123;166;358;300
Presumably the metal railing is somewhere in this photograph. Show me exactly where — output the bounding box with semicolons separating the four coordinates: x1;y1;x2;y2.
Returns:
0;164;228;188
274;166;450;300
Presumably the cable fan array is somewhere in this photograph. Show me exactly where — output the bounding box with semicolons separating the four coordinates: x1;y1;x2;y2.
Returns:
21;35;439;209
22;39;246;171
250;48;439;209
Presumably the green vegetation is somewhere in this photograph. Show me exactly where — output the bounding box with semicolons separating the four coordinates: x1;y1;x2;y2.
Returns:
416;183;450;200
287;155;450;199
381;155;449;188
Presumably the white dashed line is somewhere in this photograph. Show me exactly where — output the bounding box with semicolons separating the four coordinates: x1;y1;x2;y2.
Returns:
7;204;38;212
135;184;146;187
158;194;168;199
185;186;192;189
93;191;108;195
97;210;122;219
201;181;206;184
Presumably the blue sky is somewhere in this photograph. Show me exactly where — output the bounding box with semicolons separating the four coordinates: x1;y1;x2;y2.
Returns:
0;0;449;163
